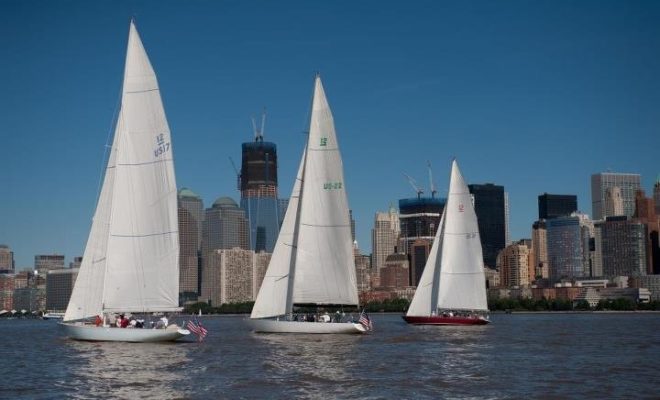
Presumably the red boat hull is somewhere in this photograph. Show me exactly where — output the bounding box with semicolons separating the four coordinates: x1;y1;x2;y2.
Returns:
402;315;490;325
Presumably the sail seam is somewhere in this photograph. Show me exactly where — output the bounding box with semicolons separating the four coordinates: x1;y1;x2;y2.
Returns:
300;223;350;228
125;88;159;94
115;158;173;167
111;230;178;238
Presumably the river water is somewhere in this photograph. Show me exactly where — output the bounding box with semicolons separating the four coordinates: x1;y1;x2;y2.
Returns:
1;313;658;399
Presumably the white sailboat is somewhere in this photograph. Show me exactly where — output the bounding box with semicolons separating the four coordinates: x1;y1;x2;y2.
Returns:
403;160;490;325
249;76;367;334
60;21;189;342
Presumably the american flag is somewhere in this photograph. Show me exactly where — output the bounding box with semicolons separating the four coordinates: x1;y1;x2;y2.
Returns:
187;320;208;342
358;309;373;331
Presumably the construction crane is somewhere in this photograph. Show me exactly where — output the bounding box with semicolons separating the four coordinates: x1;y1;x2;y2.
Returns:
251;108;266;142
403;173;424;199
229;156;241;191
427;161;437;198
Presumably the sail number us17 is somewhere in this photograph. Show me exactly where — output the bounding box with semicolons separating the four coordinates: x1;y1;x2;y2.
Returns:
154;133;171;158
324;182;342;190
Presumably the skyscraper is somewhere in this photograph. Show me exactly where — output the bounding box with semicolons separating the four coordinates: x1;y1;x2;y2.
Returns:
497;242;532;288
596;216;647;278
538;193;577;220
633;190;659;275
531;220;548;279
591;172;641;220
178;188;204;301
546;213;592;282
371;207;399;276
239;119;281;253
46;268;78;312
201;248;270;306
604;186;624;217
468;183;507;268
654;176;660;216
0;245;14;274
398;197;445;285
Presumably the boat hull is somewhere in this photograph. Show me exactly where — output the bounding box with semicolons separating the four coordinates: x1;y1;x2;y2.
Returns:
249;319;367;334
402;315;490;325
60;322;189;342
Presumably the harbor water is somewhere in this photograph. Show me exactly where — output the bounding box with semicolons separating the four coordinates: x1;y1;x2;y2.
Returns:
1;313;659;399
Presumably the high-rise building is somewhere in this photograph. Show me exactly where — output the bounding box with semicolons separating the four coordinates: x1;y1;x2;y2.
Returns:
178;188;204;301
538;193;577;220
379;253;410;288
46;268;79;312
604;186;624;217
201;197;250;299
34;254;65;275
354;253;371;293
531;220;549;279
546;213;592;282
0;274;15;310
633;190;660;274
654;176;660;216
398;197;444;285
239;122;281;253
596;216;647;278
468;183;507;268
69;257;82;269
410;239;431;286
497;241;533;288
591;172;641;220
0;245;14;274
201;248;267;306
371;207;399;276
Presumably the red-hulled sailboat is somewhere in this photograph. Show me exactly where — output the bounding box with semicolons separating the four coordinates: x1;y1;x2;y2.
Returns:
403;160;490;326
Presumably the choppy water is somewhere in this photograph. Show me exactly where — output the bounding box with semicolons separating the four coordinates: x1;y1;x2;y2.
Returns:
1;313;659;399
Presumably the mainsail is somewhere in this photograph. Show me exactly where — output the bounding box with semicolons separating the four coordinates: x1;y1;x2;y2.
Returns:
406;160;488;317
65;21;179;321
251;76;358;319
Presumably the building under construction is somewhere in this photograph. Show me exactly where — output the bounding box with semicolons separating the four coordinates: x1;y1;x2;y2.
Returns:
239;113;282;253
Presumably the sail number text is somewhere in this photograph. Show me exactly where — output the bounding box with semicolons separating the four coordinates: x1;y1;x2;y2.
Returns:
323;182;342;190
154;133;171;158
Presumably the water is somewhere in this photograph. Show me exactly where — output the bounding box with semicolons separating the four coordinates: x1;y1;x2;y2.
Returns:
1;313;659;399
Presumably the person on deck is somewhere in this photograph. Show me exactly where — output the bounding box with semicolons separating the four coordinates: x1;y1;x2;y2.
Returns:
94;315;103;327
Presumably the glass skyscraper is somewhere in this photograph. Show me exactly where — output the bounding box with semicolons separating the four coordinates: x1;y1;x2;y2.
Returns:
591;172;641;220
468;183;507;268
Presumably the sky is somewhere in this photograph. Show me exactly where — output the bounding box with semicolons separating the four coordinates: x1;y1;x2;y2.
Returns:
1;0;659;268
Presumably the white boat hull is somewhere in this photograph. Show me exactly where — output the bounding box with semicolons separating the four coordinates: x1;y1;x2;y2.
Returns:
249;319;367;334
60;322;189;342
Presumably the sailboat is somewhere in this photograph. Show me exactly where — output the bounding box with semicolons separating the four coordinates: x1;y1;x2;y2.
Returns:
60;21;189;342
249;76;367;334
403;160;490;325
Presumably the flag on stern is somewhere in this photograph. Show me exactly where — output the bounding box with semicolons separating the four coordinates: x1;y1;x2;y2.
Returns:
187;320;208;342
358;309;373;331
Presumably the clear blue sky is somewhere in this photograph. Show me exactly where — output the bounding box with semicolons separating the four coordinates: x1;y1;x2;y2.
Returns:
1;0;659;268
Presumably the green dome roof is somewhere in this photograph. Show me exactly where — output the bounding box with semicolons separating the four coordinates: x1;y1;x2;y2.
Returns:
212;196;238;208
178;187;201;199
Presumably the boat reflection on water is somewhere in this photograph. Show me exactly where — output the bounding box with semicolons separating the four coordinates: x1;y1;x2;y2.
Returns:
255;333;363;398
65;340;191;399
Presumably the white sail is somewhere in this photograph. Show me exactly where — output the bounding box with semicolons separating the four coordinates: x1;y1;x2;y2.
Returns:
436;160;488;311
64;129;118;321
101;22;180;313
291;76;359;306
406;209;445;317
250;148;305;319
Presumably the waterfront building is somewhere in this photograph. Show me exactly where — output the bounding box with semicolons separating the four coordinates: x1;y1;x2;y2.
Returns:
239;126;281;253
46;268;79;312
538;193;577;220
531;220;549;279
0;274;15;310
596;216;647;278
371;206;399;277
546;213;592;282
13;287;44;311
654;176;660;215
468;183;507;268
591;172;641;220
398;197;444;285
379;253;410;288
355;253;372;293
34;254;64;275
201;248;253;306
484;267;500;289
0;245;15;273
410;239;431;286
252;251;271;300
178;188;204;301
633;190;660;274
497;241;533;288
629;275;660;301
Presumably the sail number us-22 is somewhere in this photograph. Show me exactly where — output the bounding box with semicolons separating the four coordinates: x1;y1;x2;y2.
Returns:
154;133;170;158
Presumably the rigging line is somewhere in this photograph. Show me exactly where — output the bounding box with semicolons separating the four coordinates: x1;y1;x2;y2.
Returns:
111;230;178;238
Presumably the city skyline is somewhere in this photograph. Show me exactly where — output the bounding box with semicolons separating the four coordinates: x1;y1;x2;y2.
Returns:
2;1;660;267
